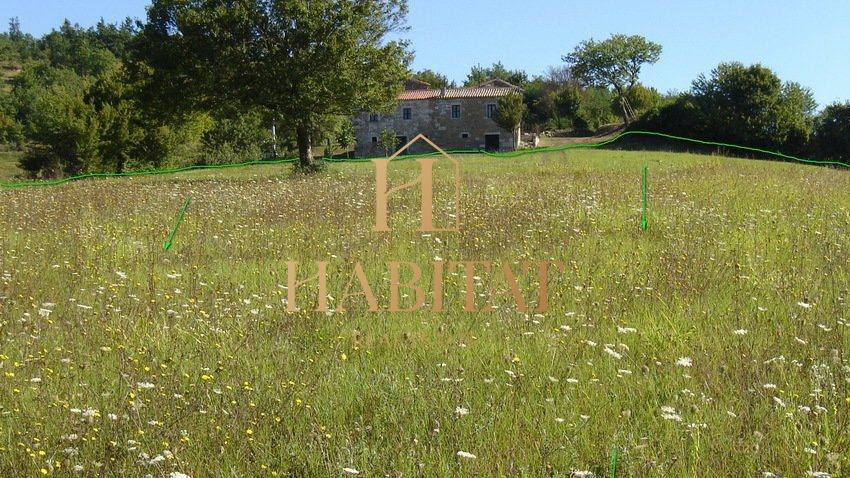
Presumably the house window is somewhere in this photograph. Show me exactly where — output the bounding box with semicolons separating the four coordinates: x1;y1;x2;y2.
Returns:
461;132;469;139
486;104;497;119
451;104;460;119
369;113;379;122
371;136;377;143
403;107;412;120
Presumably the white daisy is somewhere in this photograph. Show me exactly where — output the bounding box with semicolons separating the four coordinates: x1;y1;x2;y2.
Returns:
661;405;682;421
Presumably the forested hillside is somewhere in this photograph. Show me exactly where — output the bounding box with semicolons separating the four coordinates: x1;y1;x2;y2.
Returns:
0;17;291;179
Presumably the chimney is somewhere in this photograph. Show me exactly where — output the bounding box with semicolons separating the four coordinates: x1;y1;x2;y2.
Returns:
440;87;446;97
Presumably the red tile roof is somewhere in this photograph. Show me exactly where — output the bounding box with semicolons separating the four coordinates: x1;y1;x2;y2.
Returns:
398;86;521;101
397;89;441;100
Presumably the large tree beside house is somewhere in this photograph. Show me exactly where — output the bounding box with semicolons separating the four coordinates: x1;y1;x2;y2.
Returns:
135;0;411;170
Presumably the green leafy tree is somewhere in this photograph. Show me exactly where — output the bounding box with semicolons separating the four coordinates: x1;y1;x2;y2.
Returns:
2;17;38;63
3;17;238;175
0;34;17;63
309;114;350;158
617;84;662;119
553;86;582;129
20;69;99;177
0;112;22;146
494;92;525;134
0;89;23;145
378;128;397;156
522;77;554;130
464;61;528;87
8;18;22;42
200;111;270;165
336;120;356;158
85;64;148;173
564;34;662;124
691;62;816;151
814;102;850;163
410;69;454;89
91;18;137;61
17;63;148;177
637;63;816;155
41;20;119;76
129;112;213;170
777;81;818;152
522;67;581;131
136;0;411;171
633;92;702;138
577;87;615;131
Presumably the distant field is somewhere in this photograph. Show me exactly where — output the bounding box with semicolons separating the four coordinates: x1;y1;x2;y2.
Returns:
1;150;849;477
0;151;22;180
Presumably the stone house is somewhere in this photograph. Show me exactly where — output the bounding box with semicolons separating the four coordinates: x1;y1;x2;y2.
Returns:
354;78;523;157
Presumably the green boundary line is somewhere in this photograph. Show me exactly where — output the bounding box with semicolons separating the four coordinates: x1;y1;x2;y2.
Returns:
2;130;847;189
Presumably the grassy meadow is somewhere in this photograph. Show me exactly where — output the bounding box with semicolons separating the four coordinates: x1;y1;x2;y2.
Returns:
0;149;849;477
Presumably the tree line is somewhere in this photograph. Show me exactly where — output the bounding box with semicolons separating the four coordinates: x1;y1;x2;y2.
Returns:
1;5;848;180
425;35;849;164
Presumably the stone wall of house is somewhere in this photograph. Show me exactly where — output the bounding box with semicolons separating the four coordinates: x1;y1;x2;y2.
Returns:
354;97;520;157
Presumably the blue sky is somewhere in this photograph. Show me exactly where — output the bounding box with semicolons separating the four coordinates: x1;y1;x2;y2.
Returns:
7;0;850;106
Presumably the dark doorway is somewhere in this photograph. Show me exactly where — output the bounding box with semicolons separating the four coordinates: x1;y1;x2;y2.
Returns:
395;136;409;154
485;134;500;152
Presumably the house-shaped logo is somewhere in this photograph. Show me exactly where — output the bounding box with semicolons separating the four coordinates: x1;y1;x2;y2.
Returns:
371;134;460;232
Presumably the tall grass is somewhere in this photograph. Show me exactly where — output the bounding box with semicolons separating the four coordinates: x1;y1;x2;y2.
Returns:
0;149;848;477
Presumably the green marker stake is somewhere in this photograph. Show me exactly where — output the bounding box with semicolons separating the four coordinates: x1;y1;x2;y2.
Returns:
640;166;648;231
610;445;620;478
163;197;191;252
